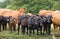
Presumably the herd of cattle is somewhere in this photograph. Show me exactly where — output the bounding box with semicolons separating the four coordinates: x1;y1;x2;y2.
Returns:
0;13;52;36
0;9;60;36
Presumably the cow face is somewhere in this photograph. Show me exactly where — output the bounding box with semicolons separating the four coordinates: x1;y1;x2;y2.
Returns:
44;15;52;23
33;15;39;25
9;16;16;24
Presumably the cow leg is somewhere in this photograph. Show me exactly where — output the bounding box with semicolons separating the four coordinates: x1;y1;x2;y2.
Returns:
21;26;23;34
26;26;28;34
53;24;58;35
2;23;7;30
13;26;16;32
22;26;25;34
29;27;32;36
8;23;10;31
47;25;51;35
43;25;46;35
23;26;25;34
37;26;39;35
33;29;35;34
10;27;12;33
9;25;12;33
33;28;35;34
40;26;42;35
33;26;35;34
18;24;20;34
45;26;47;35
46;24;48;35
2;24;4;30
4;23;7;30
0;24;1;31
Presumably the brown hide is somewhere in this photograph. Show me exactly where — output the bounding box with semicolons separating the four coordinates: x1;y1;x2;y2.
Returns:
52;11;60;25
39;10;54;16
0;8;25;23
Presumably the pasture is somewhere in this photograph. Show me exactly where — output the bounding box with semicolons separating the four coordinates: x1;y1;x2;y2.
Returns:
0;24;54;39
0;30;53;39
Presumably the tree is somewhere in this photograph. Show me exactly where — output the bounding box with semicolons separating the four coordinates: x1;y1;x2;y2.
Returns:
0;0;56;13
51;1;60;10
0;0;10;8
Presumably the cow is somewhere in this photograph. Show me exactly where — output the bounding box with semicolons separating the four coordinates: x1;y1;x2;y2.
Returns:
27;15;34;36
18;14;28;35
42;15;53;35
0;16;9;31
8;16;16;33
32;15;40;35
2;16;9;30
31;14;44;35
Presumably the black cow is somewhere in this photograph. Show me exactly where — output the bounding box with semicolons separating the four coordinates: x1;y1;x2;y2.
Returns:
43;15;52;35
32;15;44;35
27;15;34;36
18;14;28;34
2;16;9;30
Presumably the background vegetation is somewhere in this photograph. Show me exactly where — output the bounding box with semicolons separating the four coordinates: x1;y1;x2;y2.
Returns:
0;0;60;13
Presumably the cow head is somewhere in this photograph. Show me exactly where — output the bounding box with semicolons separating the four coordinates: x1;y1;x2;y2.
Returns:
44;15;53;23
8;16;16;23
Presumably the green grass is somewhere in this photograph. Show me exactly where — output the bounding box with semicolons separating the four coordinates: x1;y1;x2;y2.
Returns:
0;30;53;39
0;24;54;39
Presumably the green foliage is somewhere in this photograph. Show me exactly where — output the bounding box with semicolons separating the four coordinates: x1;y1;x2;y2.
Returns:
51;1;60;10
1;0;54;13
0;0;60;13
0;0;10;8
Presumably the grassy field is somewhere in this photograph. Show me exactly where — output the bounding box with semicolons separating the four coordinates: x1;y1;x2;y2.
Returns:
0;24;54;39
0;31;53;39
